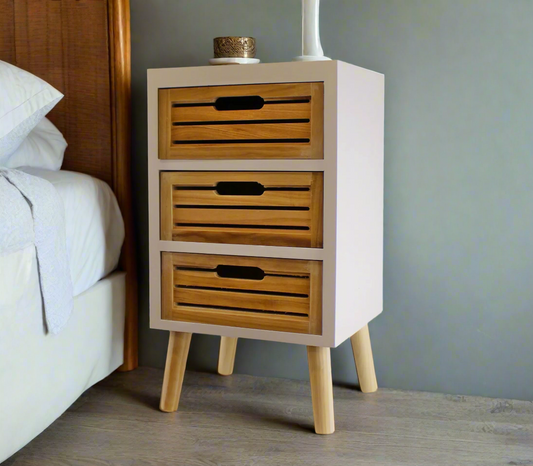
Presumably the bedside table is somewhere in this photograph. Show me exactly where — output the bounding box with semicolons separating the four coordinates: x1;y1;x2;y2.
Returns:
147;61;384;434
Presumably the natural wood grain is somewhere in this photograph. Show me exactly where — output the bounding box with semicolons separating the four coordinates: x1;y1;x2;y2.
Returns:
350;325;378;393
218;337;238;376
160;332;192;412
167;305;311;334
0;0;14;62
310;172;324;248
165;171;314;186
161;253;322;334
172;227;313;248
109;0;138;372
173;189;311;207
10;368;533;465
171;102;310;123
165;83;316;103
310;83;325;160
159;83;324;159
307;346;335;434
173;288;310;315
160;252;175;321
174;270;310;295
171;122;310;142
1;0;137;371
158;89;172;161
159;171;174;241
160;171;323;248
174;207;311;226
170;252;313;274
308;261;323;335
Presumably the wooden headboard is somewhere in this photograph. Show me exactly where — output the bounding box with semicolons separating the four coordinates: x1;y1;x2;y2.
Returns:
0;0;137;371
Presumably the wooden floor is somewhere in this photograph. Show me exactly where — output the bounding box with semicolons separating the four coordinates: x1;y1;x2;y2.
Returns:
7;367;533;465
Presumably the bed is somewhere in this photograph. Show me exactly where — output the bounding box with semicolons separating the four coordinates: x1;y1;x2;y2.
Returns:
0;0;137;461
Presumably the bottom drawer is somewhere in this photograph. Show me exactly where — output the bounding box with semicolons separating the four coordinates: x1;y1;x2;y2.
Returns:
161;253;322;335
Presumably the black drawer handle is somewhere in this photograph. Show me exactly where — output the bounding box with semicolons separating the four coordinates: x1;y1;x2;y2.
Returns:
216;181;265;196
215;95;265;111
216;265;265;281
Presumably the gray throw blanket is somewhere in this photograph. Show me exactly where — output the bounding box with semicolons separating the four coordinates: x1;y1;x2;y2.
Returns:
0;168;73;334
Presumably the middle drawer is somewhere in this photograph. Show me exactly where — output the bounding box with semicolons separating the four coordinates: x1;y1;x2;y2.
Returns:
161;171;323;248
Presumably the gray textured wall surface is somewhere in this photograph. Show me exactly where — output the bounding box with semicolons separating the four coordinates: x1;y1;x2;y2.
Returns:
130;0;533;400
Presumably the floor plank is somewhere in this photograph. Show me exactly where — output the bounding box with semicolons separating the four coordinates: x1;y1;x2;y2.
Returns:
7;367;533;466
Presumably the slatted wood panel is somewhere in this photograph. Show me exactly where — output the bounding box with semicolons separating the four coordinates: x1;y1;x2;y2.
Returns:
0;0;113;185
160;171;324;248
161;253;323;335
159;83;324;159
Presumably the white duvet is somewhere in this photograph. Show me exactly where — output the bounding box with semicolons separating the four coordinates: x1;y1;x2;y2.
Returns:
0;168;125;331
0;168;125;461
19;167;125;297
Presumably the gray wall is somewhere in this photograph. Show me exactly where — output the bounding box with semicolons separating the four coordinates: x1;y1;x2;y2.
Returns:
131;0;533;400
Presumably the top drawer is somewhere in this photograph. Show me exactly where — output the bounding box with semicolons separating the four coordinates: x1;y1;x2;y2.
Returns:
158;83;324;160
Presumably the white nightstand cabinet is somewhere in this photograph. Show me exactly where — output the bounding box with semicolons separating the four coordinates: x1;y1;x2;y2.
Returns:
148;61;384;434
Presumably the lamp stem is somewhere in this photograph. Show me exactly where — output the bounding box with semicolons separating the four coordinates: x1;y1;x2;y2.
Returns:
302;0;324;56
294;0;331;61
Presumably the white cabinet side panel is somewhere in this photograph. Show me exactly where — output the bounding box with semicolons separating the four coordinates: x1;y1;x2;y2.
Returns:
147;73;163;331
320;63;339;346
334;62;384;346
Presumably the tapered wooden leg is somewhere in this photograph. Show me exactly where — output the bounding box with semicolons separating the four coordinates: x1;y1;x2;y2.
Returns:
218;336;238;376
160;331;192;412
350;324;378;393
307;346;335;434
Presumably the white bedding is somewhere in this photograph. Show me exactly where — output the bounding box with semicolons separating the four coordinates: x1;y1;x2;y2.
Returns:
0;248;125;462
19;167;125;297
1;168;73;333
0;169;127;461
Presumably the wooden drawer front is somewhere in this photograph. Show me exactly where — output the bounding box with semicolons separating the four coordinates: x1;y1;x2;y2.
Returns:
158;83;323;160
161;171;323;248
162;253;322;335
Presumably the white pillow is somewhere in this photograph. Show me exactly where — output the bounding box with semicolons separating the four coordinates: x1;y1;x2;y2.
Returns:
4;117;67;170
0;60;63;159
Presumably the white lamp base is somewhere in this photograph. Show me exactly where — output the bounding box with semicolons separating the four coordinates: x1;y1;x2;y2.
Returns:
293;55;331;62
